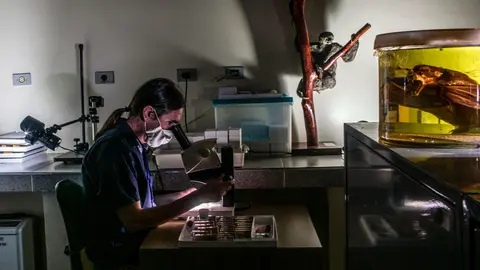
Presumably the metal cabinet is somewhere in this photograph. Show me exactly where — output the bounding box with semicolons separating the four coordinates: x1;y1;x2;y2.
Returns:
345;123;479;270
0;218;35;270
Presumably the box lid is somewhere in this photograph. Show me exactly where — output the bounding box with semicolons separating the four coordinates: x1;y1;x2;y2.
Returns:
212;94;293;106
0;219;22;235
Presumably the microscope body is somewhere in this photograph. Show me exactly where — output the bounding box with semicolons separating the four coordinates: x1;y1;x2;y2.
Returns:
170;124;235;208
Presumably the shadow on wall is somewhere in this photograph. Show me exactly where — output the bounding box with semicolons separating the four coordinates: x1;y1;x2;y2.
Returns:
43;73;84;147
28;44;89;150
83;0;340;140
237;0;339;142
85;37;228;133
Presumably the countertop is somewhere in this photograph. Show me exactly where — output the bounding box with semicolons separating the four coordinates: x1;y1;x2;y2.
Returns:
345;122;480;196
0;152;344;192
0;153;343;174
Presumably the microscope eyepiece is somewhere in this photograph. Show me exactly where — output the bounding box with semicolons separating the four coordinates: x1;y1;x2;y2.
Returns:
171;124;191;150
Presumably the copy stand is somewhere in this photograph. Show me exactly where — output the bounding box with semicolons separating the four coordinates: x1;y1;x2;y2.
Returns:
53;44;104;164
53;96;104;164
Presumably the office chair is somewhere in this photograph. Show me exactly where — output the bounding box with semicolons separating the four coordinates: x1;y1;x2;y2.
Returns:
55;179;93;270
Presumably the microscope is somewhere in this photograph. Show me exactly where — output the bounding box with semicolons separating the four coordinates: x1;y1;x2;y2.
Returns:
170;124;235;216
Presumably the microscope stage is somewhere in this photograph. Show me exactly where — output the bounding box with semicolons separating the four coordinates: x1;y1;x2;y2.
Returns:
180;202;234;218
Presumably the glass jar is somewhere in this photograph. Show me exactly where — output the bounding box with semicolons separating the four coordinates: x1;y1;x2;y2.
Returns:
375;29;480;148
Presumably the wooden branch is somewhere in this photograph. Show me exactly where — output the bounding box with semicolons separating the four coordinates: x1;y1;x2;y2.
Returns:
291;0;318;147
323;23;371;71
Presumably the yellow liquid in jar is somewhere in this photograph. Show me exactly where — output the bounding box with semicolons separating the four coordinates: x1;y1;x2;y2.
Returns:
377;46;480;147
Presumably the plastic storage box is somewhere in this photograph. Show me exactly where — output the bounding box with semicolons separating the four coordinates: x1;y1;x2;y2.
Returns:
213;95;293;153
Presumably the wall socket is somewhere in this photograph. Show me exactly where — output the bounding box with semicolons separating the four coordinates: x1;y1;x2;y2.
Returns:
224;66;245;79
177;69;198;82
13;73;32;86
95;71;115;84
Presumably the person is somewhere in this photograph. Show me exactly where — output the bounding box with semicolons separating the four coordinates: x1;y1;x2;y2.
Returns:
82;78;233;270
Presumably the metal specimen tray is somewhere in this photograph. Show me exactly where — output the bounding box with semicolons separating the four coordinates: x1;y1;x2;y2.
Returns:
178;215;277;248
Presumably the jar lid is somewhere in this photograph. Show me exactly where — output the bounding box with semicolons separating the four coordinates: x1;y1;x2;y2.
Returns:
374;28;480;50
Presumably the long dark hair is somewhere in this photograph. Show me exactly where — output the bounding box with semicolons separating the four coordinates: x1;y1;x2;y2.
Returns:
96;78;185;139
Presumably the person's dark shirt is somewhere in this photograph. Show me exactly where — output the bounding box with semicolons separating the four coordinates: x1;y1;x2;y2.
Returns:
82;118;156;268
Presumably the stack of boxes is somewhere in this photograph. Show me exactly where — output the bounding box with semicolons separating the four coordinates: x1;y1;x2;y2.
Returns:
155;128;244;169
0;131;47;163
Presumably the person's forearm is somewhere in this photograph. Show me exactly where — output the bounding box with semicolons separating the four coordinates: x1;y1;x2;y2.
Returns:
139;190;204;229
154;188;197;205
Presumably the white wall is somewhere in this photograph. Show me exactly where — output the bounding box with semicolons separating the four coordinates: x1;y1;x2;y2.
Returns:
1;0;480;150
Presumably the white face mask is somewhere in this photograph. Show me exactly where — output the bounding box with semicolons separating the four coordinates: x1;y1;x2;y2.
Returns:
145;112;173;148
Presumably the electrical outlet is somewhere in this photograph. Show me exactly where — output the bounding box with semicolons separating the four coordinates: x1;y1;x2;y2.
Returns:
177;69;198;82
95;71;115;84
224;66;245;79
13;73;32;86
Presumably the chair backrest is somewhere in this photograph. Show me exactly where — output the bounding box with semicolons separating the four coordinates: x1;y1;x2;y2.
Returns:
55;179;88;270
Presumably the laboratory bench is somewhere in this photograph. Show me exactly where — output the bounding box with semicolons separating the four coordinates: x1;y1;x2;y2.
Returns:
0;152;344;270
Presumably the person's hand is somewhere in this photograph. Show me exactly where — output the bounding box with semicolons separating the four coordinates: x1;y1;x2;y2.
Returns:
196;178;234;204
